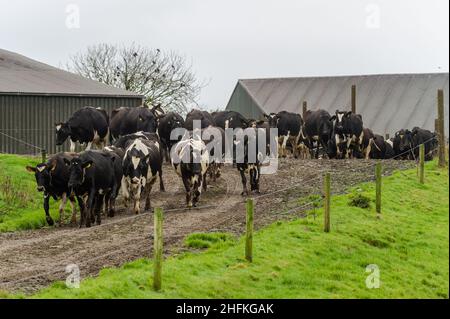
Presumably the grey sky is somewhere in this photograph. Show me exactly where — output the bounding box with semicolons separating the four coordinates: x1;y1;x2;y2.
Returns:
1;0;448;110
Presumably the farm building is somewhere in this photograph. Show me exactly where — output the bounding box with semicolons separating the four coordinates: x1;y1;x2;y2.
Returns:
226;73;449;136
0;48;144;154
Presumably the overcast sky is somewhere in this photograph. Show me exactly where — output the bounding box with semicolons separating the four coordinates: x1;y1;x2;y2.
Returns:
1;0;448;109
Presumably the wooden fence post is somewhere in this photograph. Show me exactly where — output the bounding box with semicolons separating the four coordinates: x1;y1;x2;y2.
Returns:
245;198;254;262
41;149;47;163
437;89;446;167
302;101;307;119
375;162;382;216
351;85;356;114
419;144;425;184
323;173;331;232
153;207;163;291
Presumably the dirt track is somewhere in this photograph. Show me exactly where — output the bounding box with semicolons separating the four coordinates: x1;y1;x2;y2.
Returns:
0;159;414;294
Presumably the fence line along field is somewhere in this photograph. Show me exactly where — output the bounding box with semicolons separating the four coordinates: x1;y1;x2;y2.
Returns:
0;86;447;297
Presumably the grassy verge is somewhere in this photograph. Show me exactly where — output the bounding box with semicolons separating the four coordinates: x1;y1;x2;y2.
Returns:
0;154;66;232
13;160;447;299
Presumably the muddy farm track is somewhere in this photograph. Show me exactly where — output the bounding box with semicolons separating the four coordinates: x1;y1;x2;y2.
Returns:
0;159;414;294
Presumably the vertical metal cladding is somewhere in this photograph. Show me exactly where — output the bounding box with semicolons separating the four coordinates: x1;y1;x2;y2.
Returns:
0;95;143;155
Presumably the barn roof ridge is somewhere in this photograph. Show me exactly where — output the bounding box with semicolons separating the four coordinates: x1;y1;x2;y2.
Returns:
0;48;144;98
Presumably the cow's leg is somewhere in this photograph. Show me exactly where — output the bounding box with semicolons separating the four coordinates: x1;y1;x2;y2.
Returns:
182;177;193;208
78;196;86;228
158;169;165;192
85;141;93;151
239;168;248;196
85;189;96;227
70;140;76;153
43;192;54;226
58;192;68;226
202;172;207;192
145;177;157;211
94;194;104;225
365;139;373;160
121;177;130;208
133;185;142;214
104;192;111;217
69;196;77;224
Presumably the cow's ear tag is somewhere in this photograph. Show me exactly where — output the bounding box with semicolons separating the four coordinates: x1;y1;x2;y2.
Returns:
139;116;143;121
85;163;92;169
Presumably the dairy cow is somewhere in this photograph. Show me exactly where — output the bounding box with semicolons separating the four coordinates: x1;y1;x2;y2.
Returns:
26;152;83;226
157;112;185;162
66;150;121;227
329;110;363;159
184;109;215;130
121;138;164;214
55;107;109;152
171;132;209;207
212;111;252;129
109;105;161;141
264;111;303;158
303;110;333;159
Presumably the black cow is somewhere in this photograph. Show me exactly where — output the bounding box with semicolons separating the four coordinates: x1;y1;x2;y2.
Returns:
157;112;185;162
368;134;387;159
393;129;413;159
66;150;121;227
26;152;83;226
56;106;109;152
303;110;333;159
234;128;264;196
411;127;437;161
110;105;161;141
329;110;364;159
171;132;209;207
202;126;227;182
122;138;164;214
184;109;215;130
212;111;251;129
264;111;303;158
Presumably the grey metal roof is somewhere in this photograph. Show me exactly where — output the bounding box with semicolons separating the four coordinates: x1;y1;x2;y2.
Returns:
0;48;144;98
226;73;449;136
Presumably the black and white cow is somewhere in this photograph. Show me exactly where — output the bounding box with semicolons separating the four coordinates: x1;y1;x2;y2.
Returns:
112;131;159;149
26;152;83;226
157;112;185;162
329;110;364;159
66;150;121;227
171;132;209;207
55;106;109;152
303;110;333;159
264;111;304;158
212;110;252;129
121;138;164;214
360;128;375;159
184;109;215;130
393;129;413;160
109;105;161;141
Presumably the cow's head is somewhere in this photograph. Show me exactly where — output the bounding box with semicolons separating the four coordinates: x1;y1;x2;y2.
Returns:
65;157;93;192
137;109;158;133
395;129;413;152
55;122;71;145
164;113;184;132
123;148;150;188
26;161;57;192
263;113;278;128
330;110;351;134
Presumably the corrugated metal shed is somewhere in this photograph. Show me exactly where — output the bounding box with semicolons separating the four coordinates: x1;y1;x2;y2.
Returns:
0;49;144;155
226;73;449;136
0;48;142;97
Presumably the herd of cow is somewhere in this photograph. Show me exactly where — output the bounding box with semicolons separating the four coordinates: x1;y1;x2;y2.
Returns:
25;105;437;228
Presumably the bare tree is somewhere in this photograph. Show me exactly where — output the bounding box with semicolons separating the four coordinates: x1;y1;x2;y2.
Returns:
67;43;204;115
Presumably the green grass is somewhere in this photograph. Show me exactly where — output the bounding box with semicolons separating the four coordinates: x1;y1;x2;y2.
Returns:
10;160;446;299
0;154;67;232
